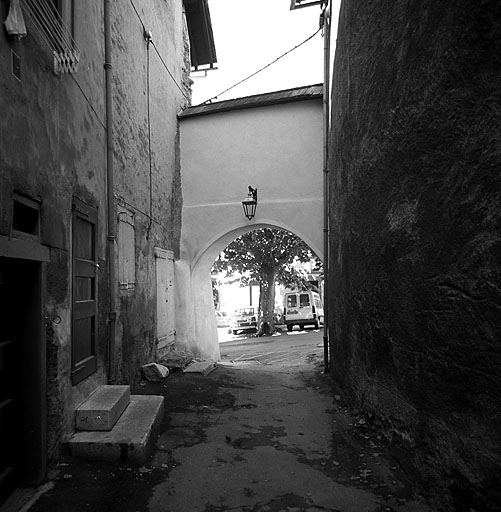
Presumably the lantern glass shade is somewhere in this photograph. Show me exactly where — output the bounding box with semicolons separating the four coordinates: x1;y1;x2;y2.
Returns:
242;197;257;220
242;186;258;220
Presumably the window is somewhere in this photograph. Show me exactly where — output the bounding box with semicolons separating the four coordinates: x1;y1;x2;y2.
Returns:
300;294;310;307
20;0;79;74
11;193;40;241
184;0;217;71
118;208;135;290
287;295;297;308
54;0;74;37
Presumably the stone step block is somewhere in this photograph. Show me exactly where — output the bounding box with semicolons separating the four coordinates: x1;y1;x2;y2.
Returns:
75;385;130;431
68;395;164;465
183;360;217;376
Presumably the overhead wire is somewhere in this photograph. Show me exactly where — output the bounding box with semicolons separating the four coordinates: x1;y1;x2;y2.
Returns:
199;27;322;105
128;0;191;235
115;194;164;228
146;35;153;239
69;73;106;130
151;40;190;100
128;0;189;100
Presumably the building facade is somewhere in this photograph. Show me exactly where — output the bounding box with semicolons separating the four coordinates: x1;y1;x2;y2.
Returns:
0;0;215;503
178;86;324;359
328;0;501;509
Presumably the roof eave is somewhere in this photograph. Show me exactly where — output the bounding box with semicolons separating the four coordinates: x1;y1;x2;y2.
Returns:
179;84;324;119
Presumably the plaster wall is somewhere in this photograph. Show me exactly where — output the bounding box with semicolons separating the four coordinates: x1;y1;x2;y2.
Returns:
110;0;188;384
329;1;501;509
178;100;323;358
0;1;108;464
0;0;188;465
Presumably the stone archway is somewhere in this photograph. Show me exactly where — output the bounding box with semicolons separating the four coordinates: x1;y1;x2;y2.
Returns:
175;219;323;361
176;86;324;360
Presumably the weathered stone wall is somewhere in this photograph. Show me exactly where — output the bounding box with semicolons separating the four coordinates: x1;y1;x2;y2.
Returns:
0;1;108;462
329;1;501;509
110;0;188;385
0;0;187;463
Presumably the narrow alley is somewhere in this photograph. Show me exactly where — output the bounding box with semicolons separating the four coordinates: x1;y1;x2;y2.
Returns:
18;331;433;512
1;2;499;509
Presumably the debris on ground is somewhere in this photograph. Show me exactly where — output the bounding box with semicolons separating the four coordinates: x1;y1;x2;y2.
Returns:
158;347;194;372
142;362;169;382
183;360;217;376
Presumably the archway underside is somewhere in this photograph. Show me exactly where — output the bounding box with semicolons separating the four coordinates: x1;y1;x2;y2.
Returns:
175;220;323;362
193;220;324;277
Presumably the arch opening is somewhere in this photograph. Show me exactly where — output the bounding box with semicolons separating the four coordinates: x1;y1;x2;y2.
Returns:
174;221;324;361
212;226;323;340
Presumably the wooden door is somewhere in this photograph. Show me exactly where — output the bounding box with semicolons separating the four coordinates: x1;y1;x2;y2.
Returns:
0;258;16;505
72;198;98;384
0;257;45;504
155;248;176;353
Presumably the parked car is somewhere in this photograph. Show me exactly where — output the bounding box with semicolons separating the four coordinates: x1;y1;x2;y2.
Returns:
283;290;324;331
215;311;230;328
230;307;257;335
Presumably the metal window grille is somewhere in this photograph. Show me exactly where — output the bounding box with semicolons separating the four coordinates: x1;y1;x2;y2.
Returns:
20;0;80;74
118;209;136;290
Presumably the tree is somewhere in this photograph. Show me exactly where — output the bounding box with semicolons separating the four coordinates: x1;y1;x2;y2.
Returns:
212;228;322;334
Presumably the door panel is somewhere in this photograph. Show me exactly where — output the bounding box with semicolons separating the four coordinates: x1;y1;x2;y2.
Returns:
0;258;16;504
0;257;45;505
72;198;98;385
155;248;176;352
0;342;16;505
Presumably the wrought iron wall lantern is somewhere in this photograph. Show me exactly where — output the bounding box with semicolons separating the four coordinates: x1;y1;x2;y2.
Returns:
242;186;258;220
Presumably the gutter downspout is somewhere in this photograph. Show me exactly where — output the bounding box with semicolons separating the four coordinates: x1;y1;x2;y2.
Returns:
104;0;117;383
322;0;331;373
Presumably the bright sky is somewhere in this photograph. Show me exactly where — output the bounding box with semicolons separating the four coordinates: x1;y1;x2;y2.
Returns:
191;0;340;106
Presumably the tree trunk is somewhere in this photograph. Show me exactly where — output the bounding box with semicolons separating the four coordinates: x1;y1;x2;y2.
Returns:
258;266;276;335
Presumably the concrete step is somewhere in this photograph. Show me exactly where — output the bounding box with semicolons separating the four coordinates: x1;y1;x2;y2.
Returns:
75;385;130;431
68;395;164;465
183;360;217;376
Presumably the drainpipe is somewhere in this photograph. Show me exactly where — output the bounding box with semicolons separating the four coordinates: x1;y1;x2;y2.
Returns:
322;0;331;373
104;0;117;383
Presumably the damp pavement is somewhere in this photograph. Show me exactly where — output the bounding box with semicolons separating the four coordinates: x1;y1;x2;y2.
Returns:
12;331;435;512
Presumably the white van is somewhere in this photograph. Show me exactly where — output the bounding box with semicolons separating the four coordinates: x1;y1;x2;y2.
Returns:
283;290;324;331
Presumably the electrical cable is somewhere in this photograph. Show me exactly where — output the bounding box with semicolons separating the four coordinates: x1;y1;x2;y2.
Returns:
146;36;153;239
69;73;106;130
199;27;322;105
128;0;145;31
151;40;190;100
128;0;190;236
129;0;189;100
116;194;163;228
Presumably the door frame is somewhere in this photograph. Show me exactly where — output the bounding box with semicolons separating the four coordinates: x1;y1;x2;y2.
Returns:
71;197;98;385
0;236;49;495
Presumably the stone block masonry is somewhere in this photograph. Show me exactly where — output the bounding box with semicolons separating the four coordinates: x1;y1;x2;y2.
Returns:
75;385;130;431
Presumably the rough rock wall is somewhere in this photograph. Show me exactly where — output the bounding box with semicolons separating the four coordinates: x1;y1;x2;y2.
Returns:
0;1;108;462
0;0;188;462
329;1;501;509
111;0;188;385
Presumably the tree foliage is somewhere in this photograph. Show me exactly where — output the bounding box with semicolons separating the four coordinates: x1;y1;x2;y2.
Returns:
212;228;322;332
